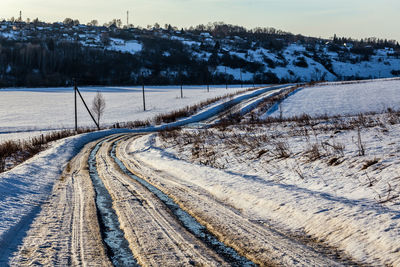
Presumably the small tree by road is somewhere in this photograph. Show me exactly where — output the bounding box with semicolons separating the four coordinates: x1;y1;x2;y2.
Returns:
91;91;106;128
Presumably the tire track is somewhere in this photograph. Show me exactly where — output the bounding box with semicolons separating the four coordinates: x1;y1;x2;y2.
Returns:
95;136;238;266
118;135;357;266
10;141;111;266
88;139;138;266
107;137;256;266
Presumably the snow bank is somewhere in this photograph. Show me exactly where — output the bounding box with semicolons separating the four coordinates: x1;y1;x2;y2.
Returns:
130;131;400;266
0;129;132;263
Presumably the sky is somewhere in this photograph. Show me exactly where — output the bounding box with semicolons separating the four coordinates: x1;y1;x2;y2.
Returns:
1;0;399;41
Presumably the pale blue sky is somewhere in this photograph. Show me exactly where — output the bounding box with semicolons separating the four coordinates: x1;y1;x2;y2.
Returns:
2;0;399;41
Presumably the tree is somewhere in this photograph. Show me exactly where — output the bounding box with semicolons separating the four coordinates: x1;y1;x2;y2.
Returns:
104;19;122;28
91;91;106;128
63;18;74;26
87;19;98;26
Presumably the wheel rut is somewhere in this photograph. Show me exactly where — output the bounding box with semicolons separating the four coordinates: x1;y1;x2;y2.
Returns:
108;137;256;266
92;135;255;266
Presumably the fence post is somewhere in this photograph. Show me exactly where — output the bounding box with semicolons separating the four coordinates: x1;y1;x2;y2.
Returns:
142;72;146;111
74;79;78;132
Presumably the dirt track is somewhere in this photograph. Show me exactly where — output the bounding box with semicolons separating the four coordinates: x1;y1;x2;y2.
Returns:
10;133;353;266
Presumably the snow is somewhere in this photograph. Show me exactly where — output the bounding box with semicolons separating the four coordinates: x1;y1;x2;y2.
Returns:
133;114;400;265
0;31;18;40
2;79;400;264
107;39;142;54
122;78;400;265
267;78;400;118
215;66;254;81
3;27;400;83
0;85;284;263
0;85;254;141
0;128;131;263
182;40;201;47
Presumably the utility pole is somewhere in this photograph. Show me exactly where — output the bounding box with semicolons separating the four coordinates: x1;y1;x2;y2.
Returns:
74;79;77;132
127;10;129;27
206;68;210;93
19;11;22;22
240;68;243;88
142;72;146;111
180;83;183;98
180;71;183;98
73;79;100;131
225;66;228;90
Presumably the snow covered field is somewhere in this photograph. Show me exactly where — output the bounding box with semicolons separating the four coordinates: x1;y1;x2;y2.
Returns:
268;78;400;118
135;116;400;265
1;85;283;264
143;79;400;265
2;79;400;265
0;84;255;142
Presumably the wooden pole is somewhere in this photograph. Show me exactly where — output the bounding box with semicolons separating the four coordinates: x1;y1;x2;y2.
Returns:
75;85;100;130
74;79;78;132
206;68;210;93
240;68;243;88
180;72;183;98
225;66;228;89
142;72;146;111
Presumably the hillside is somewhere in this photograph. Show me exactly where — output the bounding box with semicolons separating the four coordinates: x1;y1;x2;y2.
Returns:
1;20;400;87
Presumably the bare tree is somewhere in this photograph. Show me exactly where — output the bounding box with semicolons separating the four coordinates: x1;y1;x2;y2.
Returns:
91;91;106;128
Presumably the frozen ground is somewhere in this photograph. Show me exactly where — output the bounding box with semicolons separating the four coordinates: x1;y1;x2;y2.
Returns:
144;79;400;265
0;85;282;264
147;115;400;265
2;79;400;265
0;84;256;141
267;78;400;118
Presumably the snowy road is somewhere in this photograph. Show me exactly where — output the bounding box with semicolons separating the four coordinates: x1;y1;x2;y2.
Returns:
1;84;363;265
10;134;355;266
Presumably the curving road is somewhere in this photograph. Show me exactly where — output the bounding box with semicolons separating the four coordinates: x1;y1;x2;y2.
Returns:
8;85;359;266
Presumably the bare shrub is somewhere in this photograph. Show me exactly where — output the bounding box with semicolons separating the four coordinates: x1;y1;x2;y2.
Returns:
0;128;95;173
376;183;399;204
256;149;268;159
304;143;322;162
293;163;305;179
361;158;379;170
386;108;400;125
118;120;151;128
272;142;291;159
364;172;376;187
322;141;345;157
355;127;365;156
327;157;341;166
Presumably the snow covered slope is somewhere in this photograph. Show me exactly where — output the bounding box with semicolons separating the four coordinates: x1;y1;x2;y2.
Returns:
149;79;400;265
267;78;400;118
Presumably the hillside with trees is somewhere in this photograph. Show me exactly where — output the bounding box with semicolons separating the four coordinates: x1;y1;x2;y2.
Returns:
1;19;400;87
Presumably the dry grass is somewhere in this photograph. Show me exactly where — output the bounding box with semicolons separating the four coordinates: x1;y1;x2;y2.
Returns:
124;86;263;128
0;128;94;173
